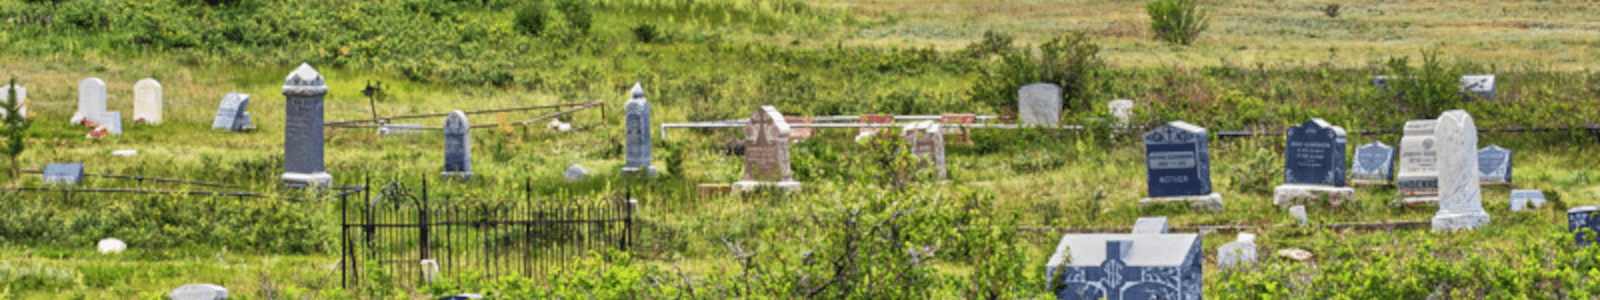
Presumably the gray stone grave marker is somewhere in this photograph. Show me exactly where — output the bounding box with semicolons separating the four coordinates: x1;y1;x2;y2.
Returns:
1350;141;1396;185
102;111;122;135
901;120;946;180
622;82;657;176
211;92;250;131
1477;144;1512;185
1108;99;1134;126
1132;216;1168;234
1290;205;1307;225
1217;233;1257;269
732;106;801;193
43;163;84;185
1510;190;1545;212
78;77;107;125
1017;83;1062;126
1431;110;1490;231
441;110;472;180
133;78;162;124
1397;119;1440;204
281;63;333;189
1460;75;1495;101
168;283;229;300
564;163;589;182
1140;121;1222;211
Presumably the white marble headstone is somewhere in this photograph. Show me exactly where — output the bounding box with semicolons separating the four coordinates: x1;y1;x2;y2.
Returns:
133;78;163;124
78;77;108;125
1431;110;1489;231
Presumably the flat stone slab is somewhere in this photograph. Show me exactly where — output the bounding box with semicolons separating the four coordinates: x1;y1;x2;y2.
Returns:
169;283;229;300
1138;193;1223;212
1510;189;1545;212
1432;211;1491;232
1132;216;1169;234
732;180;801;194
1273;184;1355;208
1402;196;1440;206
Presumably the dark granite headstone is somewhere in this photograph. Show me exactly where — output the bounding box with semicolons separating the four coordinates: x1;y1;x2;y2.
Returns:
1569;206;1600;247
1477;144;1511;184
442;110;471;179
1047;232;1202;300
43;163;84;185
1350;141;1395;182
281;63;332;188
1284;118;1347;186
211;92;249;131
1143;121;1210;198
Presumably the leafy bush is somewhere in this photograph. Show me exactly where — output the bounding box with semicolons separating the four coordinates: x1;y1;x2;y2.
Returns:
515;3;548;36
555;0;592;34
1147;0;1209;45
1380;50;1461;118
967;32;1103;116
630;22;660;43
1322;4;1341;18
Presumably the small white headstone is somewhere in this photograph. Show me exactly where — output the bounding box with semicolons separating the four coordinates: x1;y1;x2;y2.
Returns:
78;78;108;125
563;163;589;182
97;238;126;254
169;283;229;300
1290;205;1307;225
133;78;163;124
1132;216;1169;234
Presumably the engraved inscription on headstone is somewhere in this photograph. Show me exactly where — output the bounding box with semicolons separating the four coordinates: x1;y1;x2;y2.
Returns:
78;77;108;125
1396;119;1440;202
1460;75;1495;101
622;82;656;176
1283;118;1347;187
43;163;85;185
1351;141;1396;183
442;110;472;180
211;92;250;131
281;62;333;189
1143;121;1211;197
1017;83;1062;126
1431;110;1489;231
733;106;801;192
133;78;163;124
1477;144;1512;185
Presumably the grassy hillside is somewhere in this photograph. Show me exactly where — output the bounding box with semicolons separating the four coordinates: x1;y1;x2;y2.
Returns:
1;0;1599;299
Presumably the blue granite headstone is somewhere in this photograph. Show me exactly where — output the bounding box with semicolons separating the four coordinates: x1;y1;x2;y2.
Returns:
1569;206;1600;247
442;110;472;179
1372;75;1393;91
1284;118;1347;186
1047;235;1203;300
1477;144;1511;184
1143;121;1210;198
211;92;249;131
43;163;84;185
1351;141;1395;182
281;63;333;189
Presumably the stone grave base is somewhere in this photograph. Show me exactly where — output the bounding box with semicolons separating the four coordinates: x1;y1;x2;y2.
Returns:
282;172;333;190
1479;180;1511;186
1350;179;1389;187
732;180;801;194
441;171;473;181
1139;193;1223;212
1273;184;1355;208
697;184;732;198
621;166;658;177
1401;195;1440;205
1432;211;1491;231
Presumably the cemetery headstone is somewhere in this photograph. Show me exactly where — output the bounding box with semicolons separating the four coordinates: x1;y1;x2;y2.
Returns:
1046;218;1202;300
1017;83;1062;126
379;123;425;136
1510;189;1546;212
78;77;107;125
281;63;333;189
111;149;137;157
441;110;472;180
1217;233;1257;269
732;106;801;193
1140;121;1222;211
102;111;122;135
1132;216;1168;234
1460;75;1495;101
1397;119;1440;204
1477;144;1512;185
1350;141;1396;185
1290;205;1307;225
901;120;946;180
564;163;589;182
0;84;25;119
97;238;126;254
1372;75;1393;90
239;112;254;131
43;163;84;185
1569;206;1600;247
1431;110;1490;231
622;83;657;176
211;92;250;131
1274;119;1354;207
169;283;229;300
133;78;162;124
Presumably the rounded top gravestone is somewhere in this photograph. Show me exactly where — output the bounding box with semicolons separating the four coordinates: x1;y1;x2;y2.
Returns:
1143;121;1211;198
1351;141;1396;182
134;78;163;124
78;77;108;124
1431;110;1490;231
622;82;654;175
1284;118;1347;187
443;110;471;178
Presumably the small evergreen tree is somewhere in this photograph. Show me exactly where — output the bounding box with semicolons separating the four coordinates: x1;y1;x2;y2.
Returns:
1;78;31;185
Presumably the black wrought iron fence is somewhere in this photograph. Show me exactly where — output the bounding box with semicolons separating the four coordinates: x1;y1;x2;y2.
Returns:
339;179;634;288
